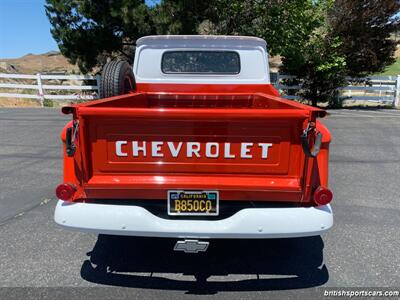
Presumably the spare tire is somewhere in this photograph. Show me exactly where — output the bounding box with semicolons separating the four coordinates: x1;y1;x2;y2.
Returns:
99;60;135;98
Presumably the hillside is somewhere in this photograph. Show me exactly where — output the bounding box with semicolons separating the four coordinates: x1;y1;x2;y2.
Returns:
0;51;79;74
0;52;81;107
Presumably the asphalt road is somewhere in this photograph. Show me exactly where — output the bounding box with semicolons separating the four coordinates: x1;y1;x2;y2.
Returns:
0;108;399;299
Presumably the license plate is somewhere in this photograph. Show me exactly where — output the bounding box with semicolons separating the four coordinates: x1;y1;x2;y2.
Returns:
168;190;219;216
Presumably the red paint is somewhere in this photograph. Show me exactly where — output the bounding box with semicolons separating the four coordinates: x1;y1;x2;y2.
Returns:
58;83;331;205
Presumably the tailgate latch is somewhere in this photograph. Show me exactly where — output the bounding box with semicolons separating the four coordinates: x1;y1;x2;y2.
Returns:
66;120;79;157
301;122;322;158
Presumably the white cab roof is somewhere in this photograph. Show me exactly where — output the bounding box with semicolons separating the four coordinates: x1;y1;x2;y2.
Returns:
134;35;270;84
137;35;267;49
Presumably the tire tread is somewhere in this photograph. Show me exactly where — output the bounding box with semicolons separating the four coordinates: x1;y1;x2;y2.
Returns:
99;60;134;98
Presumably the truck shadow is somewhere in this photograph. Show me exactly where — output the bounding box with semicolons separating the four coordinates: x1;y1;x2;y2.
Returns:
81;235;328;294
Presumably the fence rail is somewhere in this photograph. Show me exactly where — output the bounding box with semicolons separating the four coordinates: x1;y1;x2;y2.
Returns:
1;72;399;107
0;73;100;106
271;73;400;107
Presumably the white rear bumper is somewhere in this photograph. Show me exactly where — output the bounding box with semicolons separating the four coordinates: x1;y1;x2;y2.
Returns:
54;200;333;239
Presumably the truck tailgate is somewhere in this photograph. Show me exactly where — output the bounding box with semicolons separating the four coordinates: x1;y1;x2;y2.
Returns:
65;93;323;202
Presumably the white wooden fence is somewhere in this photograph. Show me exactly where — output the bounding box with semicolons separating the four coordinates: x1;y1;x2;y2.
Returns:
271;73;400;107
0;72;399;107
0;73;100;106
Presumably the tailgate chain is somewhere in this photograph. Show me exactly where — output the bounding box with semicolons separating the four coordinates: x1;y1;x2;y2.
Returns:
66;120;79;157
301;122;322;158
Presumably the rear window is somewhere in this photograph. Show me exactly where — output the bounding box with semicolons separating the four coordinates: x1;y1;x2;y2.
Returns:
161;51;240;74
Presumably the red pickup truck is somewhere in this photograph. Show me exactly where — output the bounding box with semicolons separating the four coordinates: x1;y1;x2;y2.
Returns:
55;35;333;253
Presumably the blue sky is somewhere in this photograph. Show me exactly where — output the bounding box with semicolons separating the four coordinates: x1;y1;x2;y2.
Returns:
0;0;158;59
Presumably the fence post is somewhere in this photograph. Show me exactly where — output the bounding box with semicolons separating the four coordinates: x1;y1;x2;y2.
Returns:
36;73;44;107
395;75;400;108
95;74;101;98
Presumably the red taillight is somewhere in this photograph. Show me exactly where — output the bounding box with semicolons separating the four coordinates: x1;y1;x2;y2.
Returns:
314;186;333;206
56;183;76;201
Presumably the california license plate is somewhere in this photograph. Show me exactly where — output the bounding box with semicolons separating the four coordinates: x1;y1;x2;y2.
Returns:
168;190;219;216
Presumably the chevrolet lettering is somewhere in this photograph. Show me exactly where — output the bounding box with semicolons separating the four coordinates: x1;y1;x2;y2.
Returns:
115;141;273;159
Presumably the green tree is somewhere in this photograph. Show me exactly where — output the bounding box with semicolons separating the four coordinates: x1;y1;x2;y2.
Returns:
201;0;399;106
46;0;318;73
45;0;154;73
278;1;348;106
268;0;399;106
330;0;400;77
151;0;209;35
206;0;344;106
205;0;323;57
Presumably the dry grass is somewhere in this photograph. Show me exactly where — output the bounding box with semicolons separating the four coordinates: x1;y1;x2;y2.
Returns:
0;98;41;107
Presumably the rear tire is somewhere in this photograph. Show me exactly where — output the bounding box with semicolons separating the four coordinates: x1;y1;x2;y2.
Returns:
99;60;135;98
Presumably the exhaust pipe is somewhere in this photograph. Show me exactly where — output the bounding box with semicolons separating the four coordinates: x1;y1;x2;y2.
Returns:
174;239;209;253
